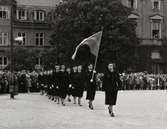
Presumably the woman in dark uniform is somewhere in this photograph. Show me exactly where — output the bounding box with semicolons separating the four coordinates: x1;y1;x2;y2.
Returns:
103;63;122;117
71;66;78;104
66;67;72;102
52;65;60;104
75;65;85;106
86;64;97;110
59;65;68;106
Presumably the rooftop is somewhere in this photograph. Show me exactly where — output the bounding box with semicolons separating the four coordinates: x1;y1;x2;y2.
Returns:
16;0;61;7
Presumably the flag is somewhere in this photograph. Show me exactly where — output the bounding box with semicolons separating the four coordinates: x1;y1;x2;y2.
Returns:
14;36;24;42
72;31;103;60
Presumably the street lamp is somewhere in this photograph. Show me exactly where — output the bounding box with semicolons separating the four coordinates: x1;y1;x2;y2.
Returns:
9;2;16;99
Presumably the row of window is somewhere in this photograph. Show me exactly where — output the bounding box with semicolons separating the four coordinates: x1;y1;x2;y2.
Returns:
0;6;45;21
127;0;161;10
0;0;162;20
17;10;45;21
0;56;42;67
0;32;44;46
0;7;9;19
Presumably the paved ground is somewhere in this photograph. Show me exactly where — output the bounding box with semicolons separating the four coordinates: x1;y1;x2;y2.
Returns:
0;91;167;129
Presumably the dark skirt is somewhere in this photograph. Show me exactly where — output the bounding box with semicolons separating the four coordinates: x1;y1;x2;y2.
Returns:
105;91;118;105
72;88;84;98
59;87;67;99
53;87;60;96
76;89;84;98
86;85;96;100
71;84;84;98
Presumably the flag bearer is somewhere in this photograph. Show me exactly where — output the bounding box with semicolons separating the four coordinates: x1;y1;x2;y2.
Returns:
86;64;97;110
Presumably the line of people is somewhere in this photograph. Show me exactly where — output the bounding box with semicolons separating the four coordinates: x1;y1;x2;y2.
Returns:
38;64;97;110
38;63;122;117
0;63;122;117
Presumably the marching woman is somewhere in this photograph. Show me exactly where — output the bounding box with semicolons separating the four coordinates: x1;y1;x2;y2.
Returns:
86;64;97;110
66;67;72;102
59;65;69;106
75;65;85;106
103;63;122;117
71;66;78;104
52;65;60;104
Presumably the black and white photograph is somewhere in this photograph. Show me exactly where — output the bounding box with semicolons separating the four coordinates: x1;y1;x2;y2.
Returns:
0;0;167;129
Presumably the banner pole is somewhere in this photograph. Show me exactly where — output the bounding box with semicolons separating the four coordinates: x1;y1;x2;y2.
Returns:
90;30;103;82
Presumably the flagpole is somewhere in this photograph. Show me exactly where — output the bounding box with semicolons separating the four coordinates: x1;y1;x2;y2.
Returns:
90;48;99;82
90;30;103;82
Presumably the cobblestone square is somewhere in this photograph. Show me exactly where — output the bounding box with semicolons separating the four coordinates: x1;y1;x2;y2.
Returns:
0;91;167;129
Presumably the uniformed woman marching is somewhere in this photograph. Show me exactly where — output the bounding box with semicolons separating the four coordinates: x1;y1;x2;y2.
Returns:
75;65;85;106
71;66;78;104
103;63;122;117
66;67;72;102
59;65;69;106
52;65;60;104
86;64;97;110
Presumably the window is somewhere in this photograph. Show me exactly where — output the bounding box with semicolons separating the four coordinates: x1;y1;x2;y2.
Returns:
151;51;161;59
127;0;137;9
35;33;44;46
0;56;8;66
18;32;26;45
154;1;159;9
0;32;9;45
151;21;161;39
17;9;27;20
152;0;160;10
33;10;45;21
0;7;9;19
3;57;7;65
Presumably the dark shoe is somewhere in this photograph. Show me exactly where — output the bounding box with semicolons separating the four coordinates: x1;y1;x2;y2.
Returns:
110;112;115;117
78;103;82;106
89;104;94;110
62;103;66;106
68;98;71;102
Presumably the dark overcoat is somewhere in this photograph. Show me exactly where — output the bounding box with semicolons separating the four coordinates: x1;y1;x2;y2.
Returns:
66;72;72;96
103;71;122;105
71;72;78;97
74;72;85;98
86;71;97;100
52;71;60;96
59;71;69;99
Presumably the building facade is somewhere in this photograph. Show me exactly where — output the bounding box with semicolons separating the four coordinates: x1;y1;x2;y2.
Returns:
122;0;167;73
0;0;61;70
1;0;167;73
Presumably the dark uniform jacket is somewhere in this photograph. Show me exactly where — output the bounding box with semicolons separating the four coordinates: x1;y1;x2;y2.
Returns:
103;71;122;105
86;71;97;100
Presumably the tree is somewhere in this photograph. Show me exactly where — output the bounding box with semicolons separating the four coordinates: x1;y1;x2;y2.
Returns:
42;47;59;69
50;0;140;72
6;48;40;71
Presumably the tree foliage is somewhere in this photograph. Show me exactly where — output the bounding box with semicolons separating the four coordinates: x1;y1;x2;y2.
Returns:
5;48;41;71
50;0;140;72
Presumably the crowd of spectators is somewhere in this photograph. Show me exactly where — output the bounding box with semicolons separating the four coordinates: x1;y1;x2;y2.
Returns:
1;70;167;95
